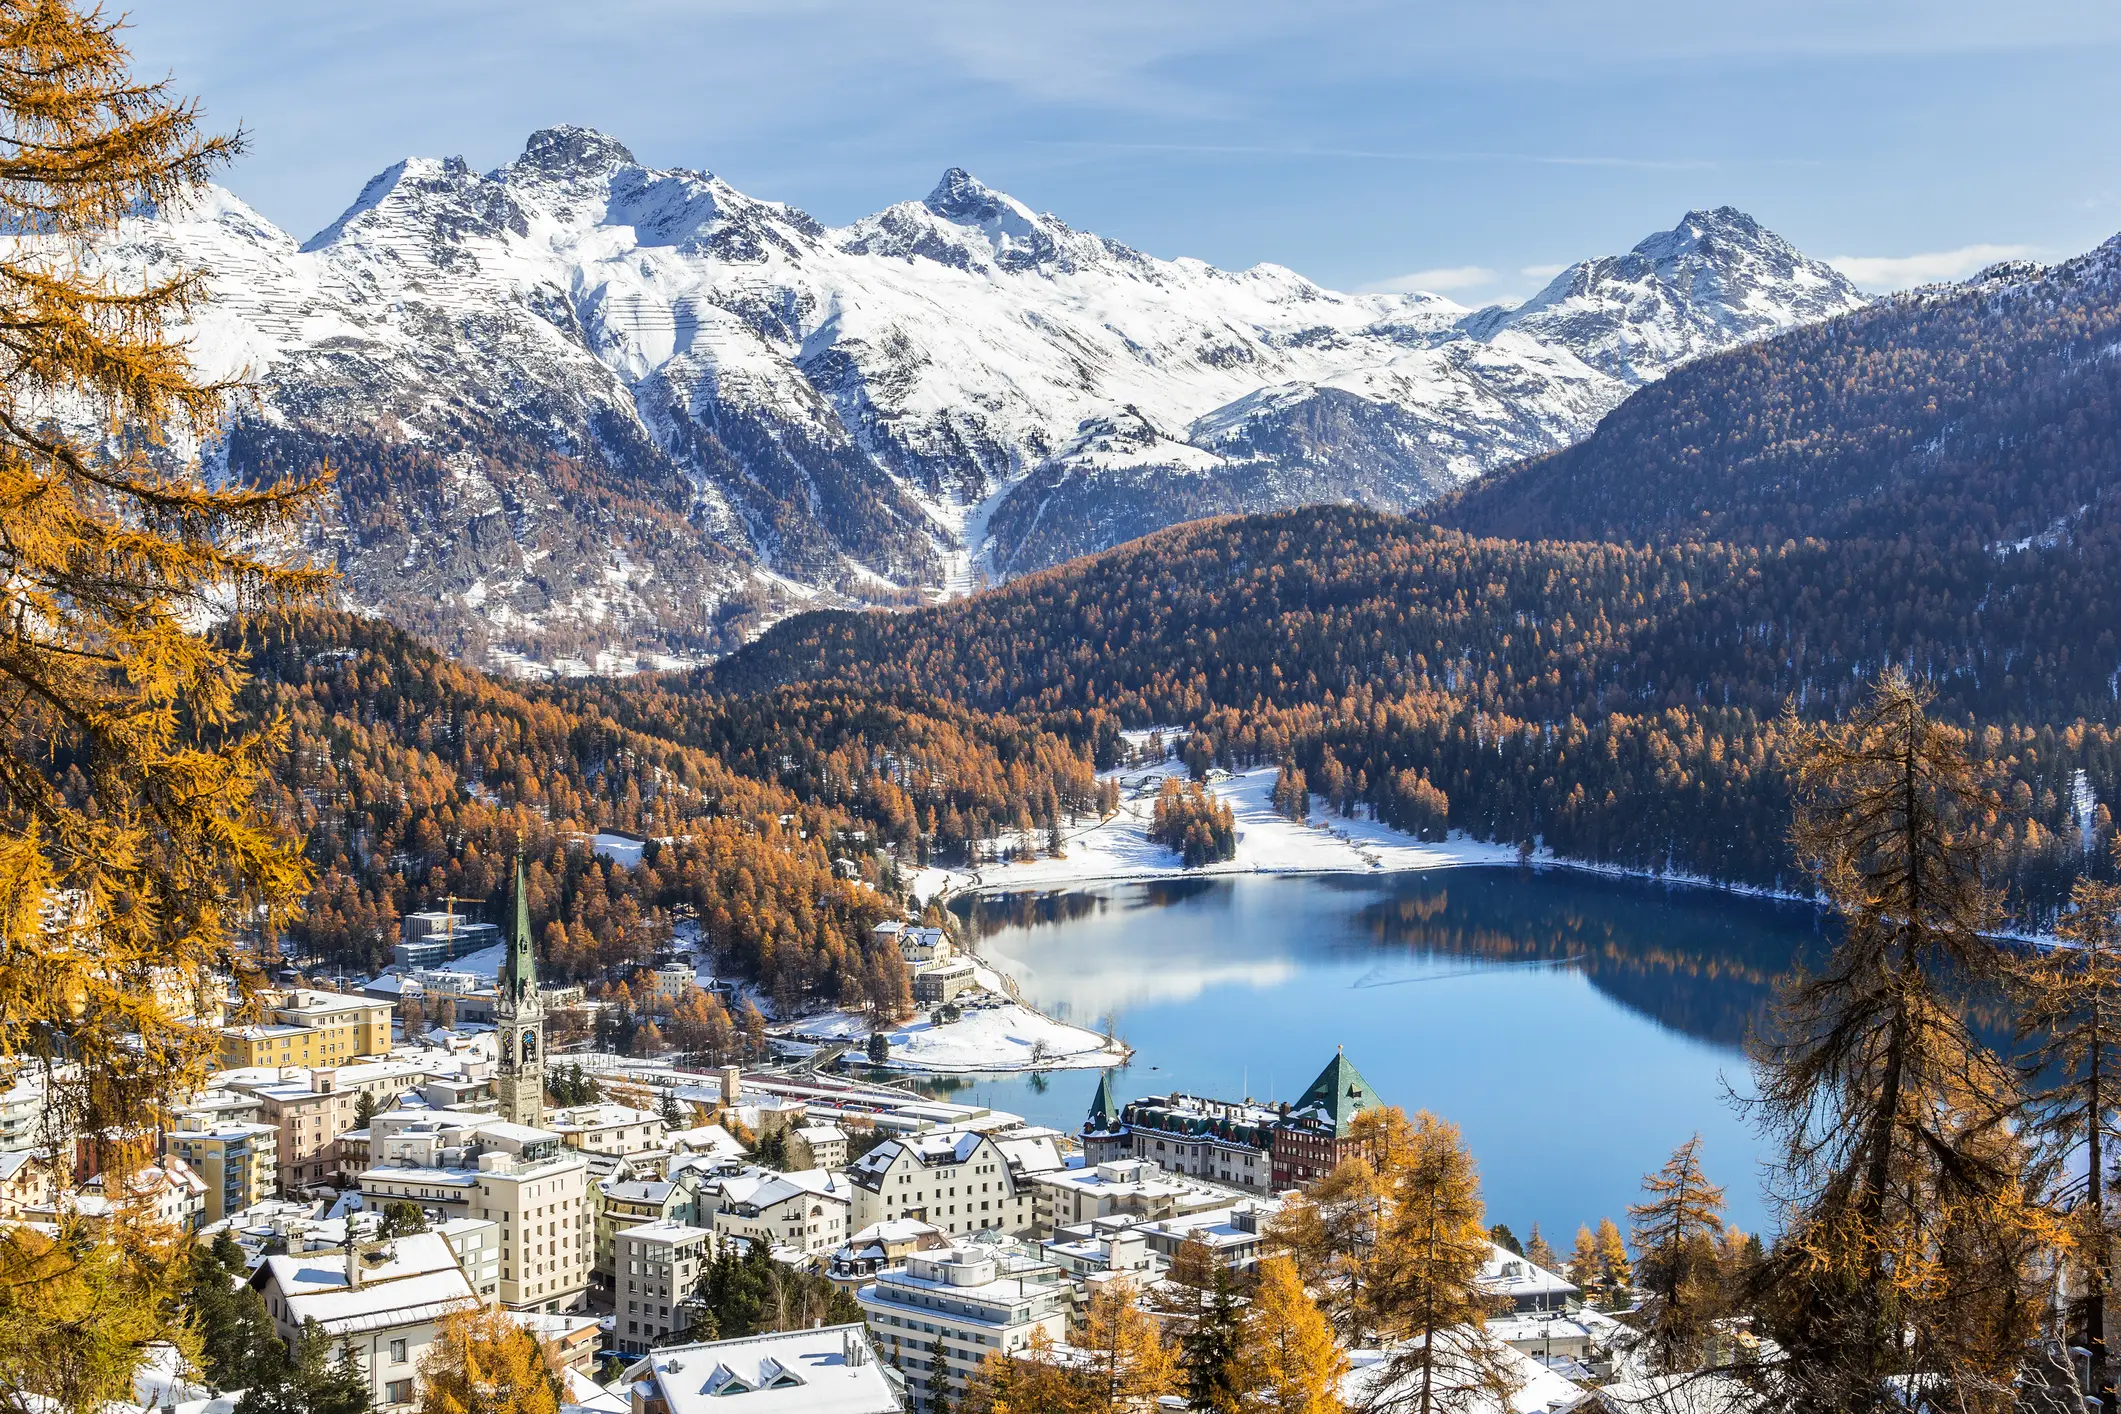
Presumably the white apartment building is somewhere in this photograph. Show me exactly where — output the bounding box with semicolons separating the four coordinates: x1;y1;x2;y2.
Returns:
708;1168;850;1257
615;1220;713;1354
251;1231;480;1413
854;1245;1070;1411
357;1110;591;1311
847;1128;1061;1239
546;1102;668;1158
1028;1157;1237;1232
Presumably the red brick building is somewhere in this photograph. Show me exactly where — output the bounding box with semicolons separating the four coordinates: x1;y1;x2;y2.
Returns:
1268;1049;1382;1188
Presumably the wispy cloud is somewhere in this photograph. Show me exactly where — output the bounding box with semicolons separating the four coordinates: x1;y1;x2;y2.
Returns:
1037;139;1717;170
1521;262;1568;277
1829;243;2037;290
1365;265;1500;293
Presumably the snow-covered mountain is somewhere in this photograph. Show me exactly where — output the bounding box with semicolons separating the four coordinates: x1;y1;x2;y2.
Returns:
113;126;1866;668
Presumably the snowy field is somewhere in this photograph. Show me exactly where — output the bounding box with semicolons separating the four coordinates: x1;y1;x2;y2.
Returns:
780;992;1125;1074
912;761;1522;903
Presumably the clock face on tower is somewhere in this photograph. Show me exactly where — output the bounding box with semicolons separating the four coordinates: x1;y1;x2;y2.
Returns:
521;1028;538;1061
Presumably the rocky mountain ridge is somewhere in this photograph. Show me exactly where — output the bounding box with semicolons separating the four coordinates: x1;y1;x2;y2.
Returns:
115;126;1868;669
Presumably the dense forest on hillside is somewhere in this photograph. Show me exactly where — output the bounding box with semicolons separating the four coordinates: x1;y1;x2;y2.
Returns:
550;681;1118;866
698;507;2117;921
227;611;906;1006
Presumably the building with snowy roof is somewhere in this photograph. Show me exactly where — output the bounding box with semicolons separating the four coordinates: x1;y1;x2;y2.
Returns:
547;1101;669;1157
251;1230;480;1413
394;911;502;970
1479;1242;1580;1314
847;1127;1061;1239
356;1109;591;1311
616;1219;714;1354
825;1219;950;1289
1026;1156;1237;1232
1343;1331;1585;1414
617;1323;903;1414
854;1245;1067;1410
709;1167;850;1257
1079;1049;1385;1193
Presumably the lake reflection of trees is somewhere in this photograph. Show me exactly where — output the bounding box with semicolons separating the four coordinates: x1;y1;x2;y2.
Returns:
1346;870;1831;1049
955;878;1235;939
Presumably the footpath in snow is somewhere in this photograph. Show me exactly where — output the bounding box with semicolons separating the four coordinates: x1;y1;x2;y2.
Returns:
913;761;1523;903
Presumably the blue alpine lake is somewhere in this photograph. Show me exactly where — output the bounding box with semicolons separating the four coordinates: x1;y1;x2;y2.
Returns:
936;868;1839;1243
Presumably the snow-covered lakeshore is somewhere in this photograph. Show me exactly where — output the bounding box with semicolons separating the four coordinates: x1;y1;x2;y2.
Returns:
912;761;1524;904
778;975;1127;1077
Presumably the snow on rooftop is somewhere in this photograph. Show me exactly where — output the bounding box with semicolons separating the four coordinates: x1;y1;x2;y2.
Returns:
620;1323;899;1414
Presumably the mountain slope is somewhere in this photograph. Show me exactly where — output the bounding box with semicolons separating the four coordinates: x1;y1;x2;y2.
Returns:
110;128;1863;666
1439;238;2121;549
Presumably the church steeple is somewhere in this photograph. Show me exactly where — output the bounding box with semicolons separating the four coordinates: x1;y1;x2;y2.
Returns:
502;855;537;1006
495;855;546;1128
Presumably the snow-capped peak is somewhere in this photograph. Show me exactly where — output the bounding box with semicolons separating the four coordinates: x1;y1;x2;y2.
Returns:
924;167;1038;230
515;125;640;179
1461;206;1868;382
109;127;1879;668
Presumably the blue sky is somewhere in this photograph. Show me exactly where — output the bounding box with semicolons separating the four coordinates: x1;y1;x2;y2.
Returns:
128;2;2121;304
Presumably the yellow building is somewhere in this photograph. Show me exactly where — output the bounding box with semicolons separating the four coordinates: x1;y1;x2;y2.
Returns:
219;989;394;1069
166;1117;278;1225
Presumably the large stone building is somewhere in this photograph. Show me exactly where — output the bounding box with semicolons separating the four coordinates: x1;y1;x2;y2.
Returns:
358;1110;591;1312
1080;1050;1384;1192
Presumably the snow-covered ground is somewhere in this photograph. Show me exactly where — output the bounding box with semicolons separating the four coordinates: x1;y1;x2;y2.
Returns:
780;992;1125;1074
911;762;1522;903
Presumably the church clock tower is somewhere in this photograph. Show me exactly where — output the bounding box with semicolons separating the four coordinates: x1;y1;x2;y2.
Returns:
494;857;546;1128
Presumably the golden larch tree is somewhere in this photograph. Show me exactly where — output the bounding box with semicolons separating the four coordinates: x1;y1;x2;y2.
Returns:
1627;1134;1726;1369
416;1308;561;1414
961;1328;1090;1414
2013;850;2121;1408
1075;1277;1180;1414
1756;669;2055;1414
1374;1110;1518;1414
1230;1254;1347;1414
0;3;326;1410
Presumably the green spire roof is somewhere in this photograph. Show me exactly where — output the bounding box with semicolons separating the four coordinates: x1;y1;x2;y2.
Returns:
1292;1048;1380;1137
503;855;537;1005
1087;1071;1121;1130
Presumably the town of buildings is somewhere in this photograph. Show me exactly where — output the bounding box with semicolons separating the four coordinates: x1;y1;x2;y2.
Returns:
0;862;1659;1414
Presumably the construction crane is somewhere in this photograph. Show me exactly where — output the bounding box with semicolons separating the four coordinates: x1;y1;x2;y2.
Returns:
432;893;486;943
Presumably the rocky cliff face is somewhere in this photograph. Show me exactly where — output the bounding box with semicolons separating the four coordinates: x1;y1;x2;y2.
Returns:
112;127;1866;669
